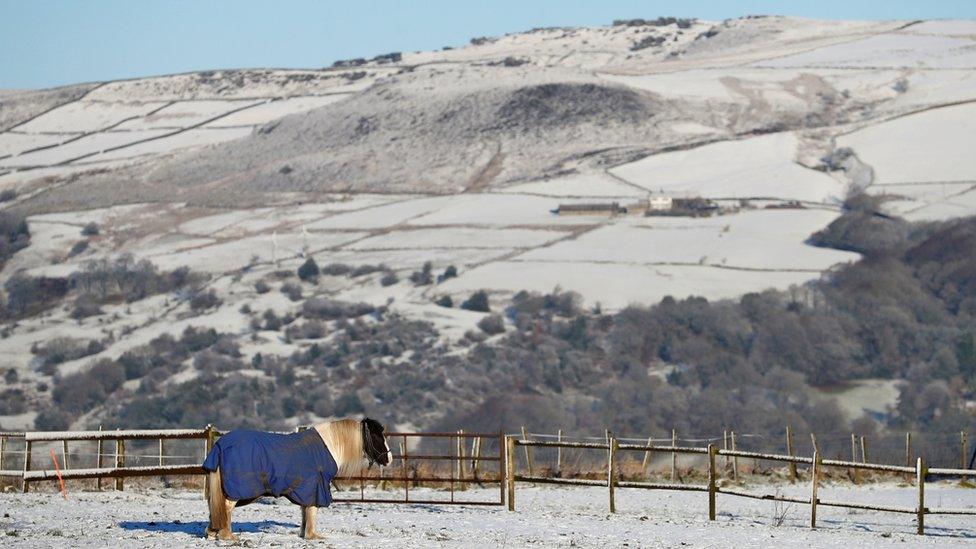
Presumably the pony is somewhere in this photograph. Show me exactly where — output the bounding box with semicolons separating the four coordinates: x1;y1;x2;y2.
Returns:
203;417;391;541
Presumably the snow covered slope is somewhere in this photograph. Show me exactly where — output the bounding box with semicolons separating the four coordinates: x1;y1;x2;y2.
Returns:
1;16;976;410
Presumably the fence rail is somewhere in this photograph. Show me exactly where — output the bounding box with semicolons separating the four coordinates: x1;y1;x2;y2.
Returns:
0;427;505;507
506;433;976;536
2;426;975;536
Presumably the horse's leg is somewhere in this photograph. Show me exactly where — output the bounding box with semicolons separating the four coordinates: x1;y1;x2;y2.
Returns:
218;499;239;542
300;506;321;539
205;470;226;540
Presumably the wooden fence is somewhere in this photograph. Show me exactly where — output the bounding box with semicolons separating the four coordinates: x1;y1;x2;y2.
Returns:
0;426;504;506
505;433;976;536
3;426;975;535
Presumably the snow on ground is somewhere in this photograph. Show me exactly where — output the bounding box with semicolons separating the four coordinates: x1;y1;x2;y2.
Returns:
495;173;646;198
1;483;973;548
906;20;976;37
13;101;169;133
439;261;823;309
139;231;366;273
346;227;566;251
756;32;976;70
609;133;845;203
517;210;858;271
113;100;264;130
839;103;976;185
0;130;171;168
205;95;352;127
815;379;902;422
0;133;71;157
407;195;600;227
88;127;255;162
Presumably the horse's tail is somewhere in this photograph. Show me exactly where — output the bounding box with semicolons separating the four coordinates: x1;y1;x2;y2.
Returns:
207;468;228;535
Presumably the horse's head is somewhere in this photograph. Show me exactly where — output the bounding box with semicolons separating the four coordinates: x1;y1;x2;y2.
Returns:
361;417;392;467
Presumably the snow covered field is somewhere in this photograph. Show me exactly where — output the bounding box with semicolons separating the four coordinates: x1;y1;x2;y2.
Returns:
1;483;973;547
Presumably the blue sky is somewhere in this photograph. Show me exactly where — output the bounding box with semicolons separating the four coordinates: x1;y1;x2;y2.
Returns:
2;0;974;89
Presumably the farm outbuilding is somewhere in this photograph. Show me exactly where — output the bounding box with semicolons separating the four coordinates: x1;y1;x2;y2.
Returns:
555;202;624;216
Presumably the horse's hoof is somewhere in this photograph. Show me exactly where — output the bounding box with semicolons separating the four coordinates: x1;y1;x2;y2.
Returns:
217;529;239;542
301;532;323;540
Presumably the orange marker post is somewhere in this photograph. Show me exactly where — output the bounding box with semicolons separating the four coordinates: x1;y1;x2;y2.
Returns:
49;448;67;499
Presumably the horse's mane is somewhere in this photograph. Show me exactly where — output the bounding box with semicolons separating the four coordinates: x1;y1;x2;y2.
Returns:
313;418;365;475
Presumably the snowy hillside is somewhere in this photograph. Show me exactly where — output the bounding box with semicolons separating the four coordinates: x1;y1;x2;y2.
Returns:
1;16;976;434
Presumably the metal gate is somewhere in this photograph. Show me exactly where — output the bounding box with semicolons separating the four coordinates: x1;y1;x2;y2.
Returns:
333;431;505;506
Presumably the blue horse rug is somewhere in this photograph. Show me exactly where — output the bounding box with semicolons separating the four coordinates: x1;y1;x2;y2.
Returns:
202;429;338;507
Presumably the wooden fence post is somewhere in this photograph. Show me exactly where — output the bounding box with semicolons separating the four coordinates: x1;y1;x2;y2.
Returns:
0;435;5;472
457;429;466;482
520;426;533;477
730;431;739;482
671;428;677;482
723;430;729;470
62;440;69;471
786;425;797;483
916;456;925;535
640;436;652;479
608;436;617;514
961;432;968;470
810;449;820;529
708;443;717;521
556;429;563;476
115;436;125;491
860;435;869;464
97;425;104;490
158;438;164;467
850;433;859;484
471;437;482;480
506;436;516;511
22;439;31;493
905;432;912;467
905;432;913;484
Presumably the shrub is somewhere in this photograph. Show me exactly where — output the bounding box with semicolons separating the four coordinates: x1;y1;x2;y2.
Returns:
33;337;104;375
435;295;453;308
254;280;271;294
34;407;72;430
285;320;327;340
351;264;386;277
440;265;458;282
297;258;320;281
0;210;29;269
303;297;375;320
4;368;17;384
190;288;222;311
461;290;490;312
71;293;102;319
68;240;89;258
52;359;125;414
321;263;352;276
0;189;16;203
631;35;666;51
281;282;303;302
380;271;399;287
334;392;365;414
0;388;27;415
477;314;505;335
410;262;434;286
3;274;68;318
263;309;282;331
81;222;100;236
